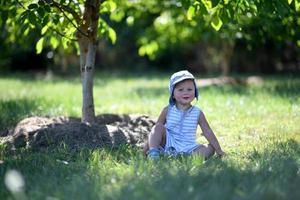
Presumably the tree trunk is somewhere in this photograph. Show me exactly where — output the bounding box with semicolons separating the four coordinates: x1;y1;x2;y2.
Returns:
77;0;100;123
220;40;234;76
80;40;96;123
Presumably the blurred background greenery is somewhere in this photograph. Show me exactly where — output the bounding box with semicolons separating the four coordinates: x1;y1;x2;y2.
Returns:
0;0;299;75
1;2;300;199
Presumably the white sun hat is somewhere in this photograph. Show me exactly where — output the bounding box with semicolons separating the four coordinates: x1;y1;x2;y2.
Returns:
168;70;199;105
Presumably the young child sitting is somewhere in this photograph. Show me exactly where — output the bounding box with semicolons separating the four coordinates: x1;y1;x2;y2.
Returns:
145;70;225;159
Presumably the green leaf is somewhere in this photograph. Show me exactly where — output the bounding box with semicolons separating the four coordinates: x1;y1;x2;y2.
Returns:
201;0;212;11
36;37;44;54
65;26;76;37
53;14;60;24
108;27;117;44
42;14;49;26
37;7;45;18
250;4;258;15
110;10;125;22
62;37;69;49
138;41;158;59
50;36;59;49
20;24;29;36
211;15;223;31
41;25;48;35
287;0;293;5
28;11;37;25
44;5;51;13
101;0;117;13
138;46;146;56
296;0;300;12
38;0;45;6
19;10;29;24
23;27;30;36
126;16;134;26
187;6;195;20
28;4;38;10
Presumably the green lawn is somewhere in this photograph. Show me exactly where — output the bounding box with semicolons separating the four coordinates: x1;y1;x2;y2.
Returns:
0;72;299;200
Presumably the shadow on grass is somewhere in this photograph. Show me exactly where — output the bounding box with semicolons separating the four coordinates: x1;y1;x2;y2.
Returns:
201;76;300;100
0;146;111;199
0;71;168;86
270;79;300;100
0;139;299;200
0;71;74;82
0;98;41;132
2;72;300;100
116;139;300;200
0;145;144;199
134;75;300;100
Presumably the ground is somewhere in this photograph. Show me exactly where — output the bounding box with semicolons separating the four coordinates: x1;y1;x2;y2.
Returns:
0;114;155;151
0;76;264;152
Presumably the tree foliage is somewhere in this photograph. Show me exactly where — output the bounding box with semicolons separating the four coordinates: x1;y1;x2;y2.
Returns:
1;0;123;122
113;0;300;59
1;0;298;60
1;0;116;54
0;0;299;121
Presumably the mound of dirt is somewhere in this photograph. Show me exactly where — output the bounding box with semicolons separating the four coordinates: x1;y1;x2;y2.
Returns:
0;114;155;151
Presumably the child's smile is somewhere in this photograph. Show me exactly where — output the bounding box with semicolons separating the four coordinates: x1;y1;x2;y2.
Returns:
173;79;195;109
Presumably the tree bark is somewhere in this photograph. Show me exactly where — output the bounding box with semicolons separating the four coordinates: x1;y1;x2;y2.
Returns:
80;41;96;123
77;0;100;123
220;40;234;76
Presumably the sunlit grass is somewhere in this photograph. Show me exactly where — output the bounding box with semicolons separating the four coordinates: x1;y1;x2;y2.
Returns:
0;72;170;129
0;72;300;199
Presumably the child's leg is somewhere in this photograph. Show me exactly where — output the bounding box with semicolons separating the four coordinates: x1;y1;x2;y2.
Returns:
149;123;166;148
143;123;166;155
193;144;215;159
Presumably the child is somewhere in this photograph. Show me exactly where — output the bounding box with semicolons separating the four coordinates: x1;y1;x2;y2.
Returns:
145;70;225;159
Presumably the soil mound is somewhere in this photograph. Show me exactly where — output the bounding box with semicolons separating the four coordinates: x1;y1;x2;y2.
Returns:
0;114;155;151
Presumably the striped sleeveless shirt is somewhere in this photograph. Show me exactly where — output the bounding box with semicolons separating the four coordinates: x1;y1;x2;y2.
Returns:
164;105;201;154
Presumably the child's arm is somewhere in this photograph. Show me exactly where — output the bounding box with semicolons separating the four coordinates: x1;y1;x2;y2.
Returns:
148;106;168;149
198;111;225;156
156;106;168;125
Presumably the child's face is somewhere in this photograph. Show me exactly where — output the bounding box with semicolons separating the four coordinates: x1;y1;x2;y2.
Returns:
173;79;195;106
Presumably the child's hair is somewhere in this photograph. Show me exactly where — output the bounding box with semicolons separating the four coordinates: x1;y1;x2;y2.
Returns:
168;70;199;105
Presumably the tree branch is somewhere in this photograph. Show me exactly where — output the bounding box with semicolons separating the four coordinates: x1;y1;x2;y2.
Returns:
48;0;81;23
48;26;78;41
16;0;26;9
47;0;89;38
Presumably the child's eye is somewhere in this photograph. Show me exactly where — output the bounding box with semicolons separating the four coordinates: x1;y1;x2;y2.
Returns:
187;88;193;91
178;88;183;92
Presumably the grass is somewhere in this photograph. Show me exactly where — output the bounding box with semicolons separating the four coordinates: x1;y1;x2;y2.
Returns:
0;72;300;200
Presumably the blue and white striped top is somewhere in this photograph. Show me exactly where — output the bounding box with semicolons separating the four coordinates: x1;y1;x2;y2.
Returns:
164;105;201;154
